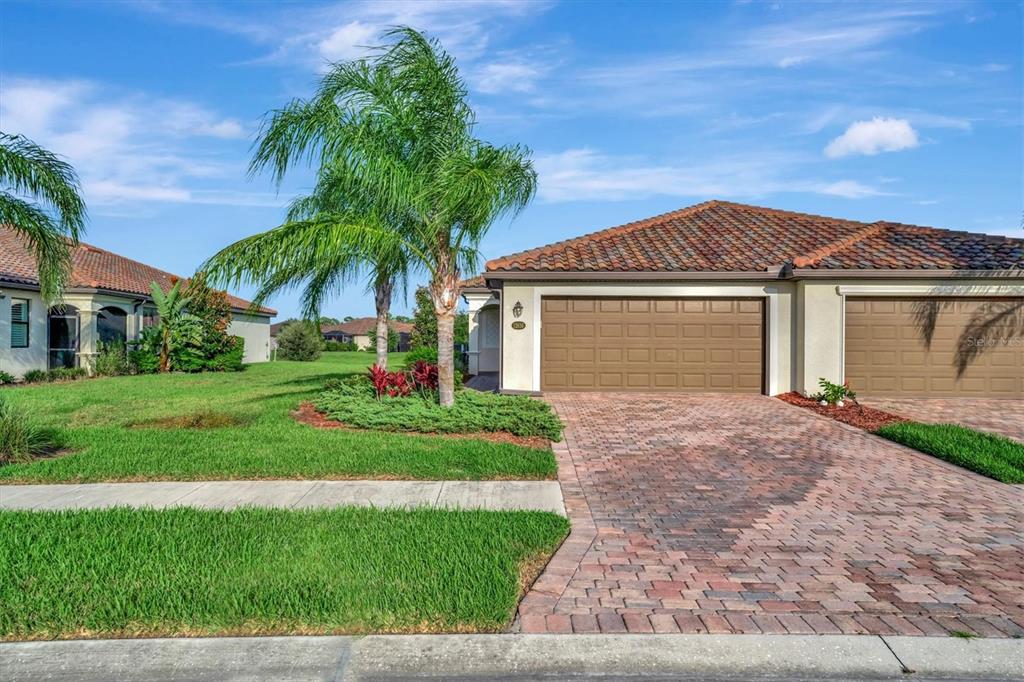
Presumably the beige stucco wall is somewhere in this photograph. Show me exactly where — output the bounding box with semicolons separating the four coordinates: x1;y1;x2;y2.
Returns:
1;286;271;377
499;281;796;394
228;313;272;363
0;288;48;377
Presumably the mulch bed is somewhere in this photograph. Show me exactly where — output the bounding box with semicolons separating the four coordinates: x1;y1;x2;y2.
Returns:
292;402;553;450
776;392;907;431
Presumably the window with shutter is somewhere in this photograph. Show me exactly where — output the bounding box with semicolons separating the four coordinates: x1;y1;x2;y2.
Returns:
10;298;29;348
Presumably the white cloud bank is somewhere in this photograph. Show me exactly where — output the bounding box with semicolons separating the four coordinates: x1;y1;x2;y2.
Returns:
534;148;888;203
824;117;920;158
0;77;282;208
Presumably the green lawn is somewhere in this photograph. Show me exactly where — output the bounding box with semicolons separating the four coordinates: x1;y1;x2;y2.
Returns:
876;421;1024;484
0;506;569;639
0;353;555;482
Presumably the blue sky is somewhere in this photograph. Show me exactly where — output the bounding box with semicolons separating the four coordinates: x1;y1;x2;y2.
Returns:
2;1;1020;319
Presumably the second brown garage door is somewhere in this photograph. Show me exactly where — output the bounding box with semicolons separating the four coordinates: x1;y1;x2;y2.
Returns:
541;297;763;392
845;297;1024;397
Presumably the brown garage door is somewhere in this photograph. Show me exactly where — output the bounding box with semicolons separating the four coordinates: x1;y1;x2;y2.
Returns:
541;297;763;392
845;297;1024;397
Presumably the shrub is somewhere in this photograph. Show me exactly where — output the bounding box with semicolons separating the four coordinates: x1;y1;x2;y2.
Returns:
0;395;61;464
48;367;86;382
815;378;857;405
0;371;15;385
208;336;245;372
368;364;412;398
410;360;438;393
22;370;47;384
316;386;563;441
402;346;437;368
94;342;131;377
276;322;322;361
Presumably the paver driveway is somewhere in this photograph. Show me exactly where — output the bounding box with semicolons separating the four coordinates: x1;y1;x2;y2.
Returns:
517;394;1024;636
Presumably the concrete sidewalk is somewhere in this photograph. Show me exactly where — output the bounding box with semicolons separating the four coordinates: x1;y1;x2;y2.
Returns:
0;480;565;514
3;634;1021;681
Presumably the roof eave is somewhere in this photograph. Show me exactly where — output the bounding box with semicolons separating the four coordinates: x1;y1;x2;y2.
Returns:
791;268;1024;280
484;270;785;281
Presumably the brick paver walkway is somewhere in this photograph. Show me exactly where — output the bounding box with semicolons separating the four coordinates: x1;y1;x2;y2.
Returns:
861;397;1024;442
517;394;1024;636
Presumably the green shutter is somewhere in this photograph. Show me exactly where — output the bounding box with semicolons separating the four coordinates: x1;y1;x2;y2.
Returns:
10;299;29;347
11;300;27;323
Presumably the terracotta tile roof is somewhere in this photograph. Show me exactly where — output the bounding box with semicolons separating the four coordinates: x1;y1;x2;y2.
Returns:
484;200;1023;274
0;226;275;315
322;318;414;336
460;275;488;290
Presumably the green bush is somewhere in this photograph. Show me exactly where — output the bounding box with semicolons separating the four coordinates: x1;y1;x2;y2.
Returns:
22;370;47;384
323;340;358;352
0;395;61;464
276;322;322;362
94;342;131;377
208;336;245;372
48;367;87;382
316;380;562;440
402;346;438;367
0;371;15;385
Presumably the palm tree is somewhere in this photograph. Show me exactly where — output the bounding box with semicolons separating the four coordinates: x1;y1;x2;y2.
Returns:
202;178;408;369
248;27;536;406
149;281;197;372
0;133;87;302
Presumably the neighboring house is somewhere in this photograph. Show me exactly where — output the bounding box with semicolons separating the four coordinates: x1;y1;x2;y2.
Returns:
0;227;275;378
463;200;1023;397
271;317;413;351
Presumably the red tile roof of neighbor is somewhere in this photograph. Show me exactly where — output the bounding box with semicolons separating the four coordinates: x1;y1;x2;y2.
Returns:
0;226;275;315
483;200;1023;274
272;318;414;337
323;318;414;335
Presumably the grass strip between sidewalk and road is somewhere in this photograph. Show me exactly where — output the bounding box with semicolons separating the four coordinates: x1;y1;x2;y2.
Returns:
875;421;1024;484
0;506;569;640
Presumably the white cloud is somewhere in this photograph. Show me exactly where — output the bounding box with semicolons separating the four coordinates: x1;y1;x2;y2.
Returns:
317;20;379;62
824;117;920;158
0;77;262;208
474;61;543;93
816;180;888;199
139;0;552;68
534;148;887;203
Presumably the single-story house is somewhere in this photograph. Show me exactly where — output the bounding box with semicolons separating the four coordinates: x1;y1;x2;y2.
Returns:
271;317;413;351
0;227;275;378
463;200;1023;397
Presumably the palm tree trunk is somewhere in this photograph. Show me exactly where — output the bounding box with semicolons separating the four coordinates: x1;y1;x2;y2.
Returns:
374;279;393;369
431;264;459;408
436;308;456;407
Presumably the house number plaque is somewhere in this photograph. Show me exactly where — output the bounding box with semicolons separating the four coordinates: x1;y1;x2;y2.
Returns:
511;321;526;330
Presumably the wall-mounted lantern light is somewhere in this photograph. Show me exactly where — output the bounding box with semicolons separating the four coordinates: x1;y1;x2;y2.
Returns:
512;301;524;318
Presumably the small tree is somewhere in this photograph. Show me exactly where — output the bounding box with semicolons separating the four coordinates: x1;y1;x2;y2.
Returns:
409;287;437;350
184;272;233;362
149;281;200;372
454;312;468;346
276;321;322;361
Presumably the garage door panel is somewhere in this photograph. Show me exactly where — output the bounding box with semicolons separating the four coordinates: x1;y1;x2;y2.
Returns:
846;297;1023;397
541;297;763;393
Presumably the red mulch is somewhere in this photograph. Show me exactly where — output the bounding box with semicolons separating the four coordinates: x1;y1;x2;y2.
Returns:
776;392;907;431
291;402;553;450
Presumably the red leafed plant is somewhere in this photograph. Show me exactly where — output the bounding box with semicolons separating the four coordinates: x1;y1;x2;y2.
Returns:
410;360;439;392
368;364;413;399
